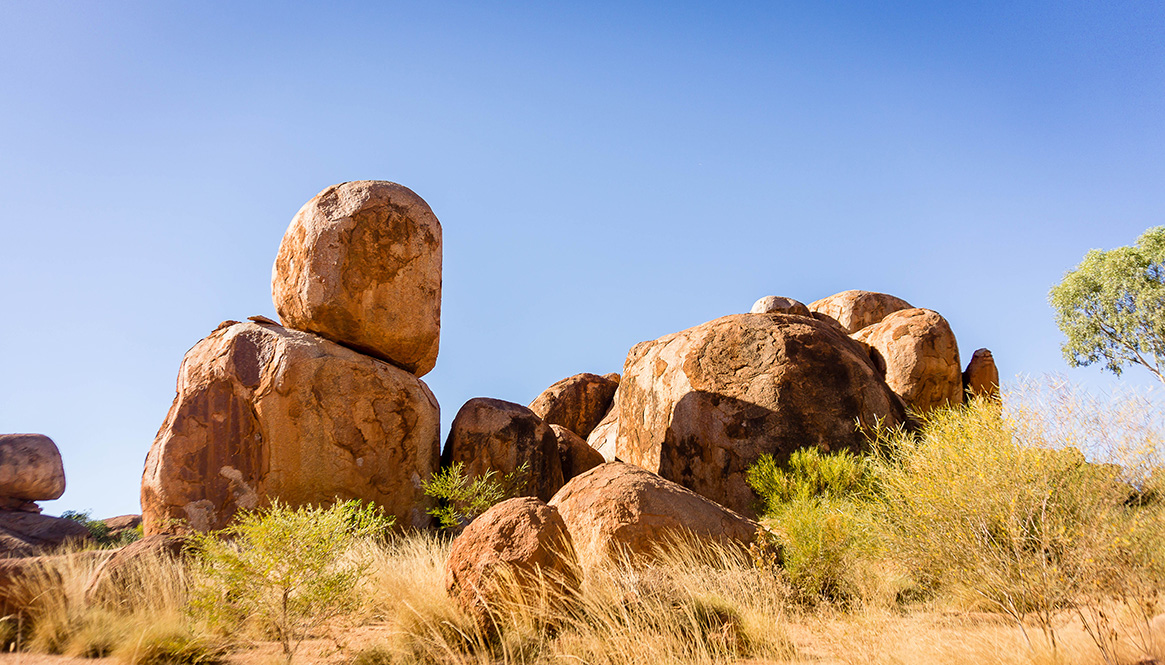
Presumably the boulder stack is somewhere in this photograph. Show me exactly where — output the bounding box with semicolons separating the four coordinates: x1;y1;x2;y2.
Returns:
0;434;65;512
528;372;619;440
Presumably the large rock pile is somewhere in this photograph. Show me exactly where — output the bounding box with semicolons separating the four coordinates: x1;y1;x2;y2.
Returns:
0;434;91;557
142;181;442;535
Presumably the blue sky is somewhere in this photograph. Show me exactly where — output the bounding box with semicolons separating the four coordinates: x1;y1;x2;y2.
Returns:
2;1;1163;518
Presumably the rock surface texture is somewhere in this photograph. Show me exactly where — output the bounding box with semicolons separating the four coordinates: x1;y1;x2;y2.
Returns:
442;398;564;502
0;511;93;557
851;308;962;414
528;373;619;440
444;497;579;626
0;434;66;504
551;424;605;483
808;290;913;334
616;313;906;517
750;295;812;317
963;348;1000;400
549;462;760;561
141;320;440;535
586;387;621;462
272;181;442;376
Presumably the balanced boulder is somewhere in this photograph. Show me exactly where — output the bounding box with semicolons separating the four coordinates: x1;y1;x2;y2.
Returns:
616;313;905;517
141;319;440;535
549;462;760;562
851;308;962;414
809;290;912;334
0;434;65;508
963;348;1000;400
528;373;619;440
445;497;580;626
749;295;811;317
551;425;604;483
442;398;564;502
272;181;442;376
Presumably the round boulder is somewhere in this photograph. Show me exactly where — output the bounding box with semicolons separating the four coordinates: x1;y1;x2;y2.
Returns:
549;462;760;563
852;308;962;414
963;348;1000;400
272;181;442;376
749;295;811;317
808;290;913;334
616;313;905;517
0;434;65;502
528;373;619;440
445;497;580;626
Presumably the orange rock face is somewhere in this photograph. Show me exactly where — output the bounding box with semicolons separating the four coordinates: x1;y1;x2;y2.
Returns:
550;425;604;483
141;320;440;535
549;462;760;562
963;348;1000;400
528;373;619;440
616;313;905;517
444;497;580;626
272;181;442;376
442;398;565;502
809;290;913;334
851;308;962;414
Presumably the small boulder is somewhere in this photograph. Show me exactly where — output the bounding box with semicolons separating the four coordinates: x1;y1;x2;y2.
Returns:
808;290;913;334
272;181;442;376
443;398;565;502
549;462;760;562
445;497;580;626
0;511;93;557
963;348;1000;400
0;434;66;502
102;514;142;540
750;296;811;317
551;425;604;482
528;373;619;440
852;308;962;414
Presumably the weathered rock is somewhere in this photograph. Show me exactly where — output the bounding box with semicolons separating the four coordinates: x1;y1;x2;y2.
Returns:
750;295;811;317
0;511;93;557
442;399;564;502
528;373;619;440
551;425;604;483
0;434;65;502
808;290;913;334
272;181;442;376
616;313;906;517
549;462;760;562
84;534;186;603
587;389;620;462
602;373;621;385
102;514;142;539
852;308;962;414
963;348;1000;400
141;320;440;535
445;497;579;626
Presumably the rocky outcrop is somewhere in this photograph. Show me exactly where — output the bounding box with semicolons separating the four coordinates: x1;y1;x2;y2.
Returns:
528;373;619;440
616;313;906;517
442;398;564;502
551;425;604;483
549;462;760;562
141;320;440;535
0;511;93;557
0;434;65;509
750;296;811;317
272;181;442;376
808;290;912;334
963;348;1000;400
445;497;580;626
851;308;962;414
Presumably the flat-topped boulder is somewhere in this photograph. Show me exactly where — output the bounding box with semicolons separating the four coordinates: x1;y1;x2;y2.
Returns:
141;320;440;535
0;434;65;503
852;308;962;414
808;290;913;334
528;373;619;440
272;181;442;376
616;313;905;517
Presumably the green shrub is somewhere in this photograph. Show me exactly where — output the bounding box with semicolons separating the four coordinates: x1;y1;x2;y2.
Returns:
187;499;393;662
422;461;529;532
746;448;877;515
60;510;142;548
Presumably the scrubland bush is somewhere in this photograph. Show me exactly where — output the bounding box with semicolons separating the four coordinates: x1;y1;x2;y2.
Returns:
422;461;530;531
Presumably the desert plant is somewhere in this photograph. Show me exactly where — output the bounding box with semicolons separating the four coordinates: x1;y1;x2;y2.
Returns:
61;509;142;548
187;499;393;662
422;461;529;531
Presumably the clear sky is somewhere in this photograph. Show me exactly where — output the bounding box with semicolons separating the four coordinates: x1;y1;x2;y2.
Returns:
2;1;1164;519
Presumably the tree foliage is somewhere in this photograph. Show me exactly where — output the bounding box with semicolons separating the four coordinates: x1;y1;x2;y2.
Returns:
1049;226;1165;384
421;461;528;532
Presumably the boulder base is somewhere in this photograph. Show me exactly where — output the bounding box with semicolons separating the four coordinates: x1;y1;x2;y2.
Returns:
0;511;93;557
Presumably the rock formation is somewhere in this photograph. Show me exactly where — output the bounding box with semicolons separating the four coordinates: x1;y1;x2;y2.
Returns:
549;462;760;562
141;320;440;535
851;308;962;414
272;181;442;376
445;497;580;626
528;373;619;440
0;511;93;557
616;313;906;517
963;348;1000;400
808;290;912;334
586;387;621;462
750;295;811;317
551;424;604;483
442;398;564;502
0;434;66;511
